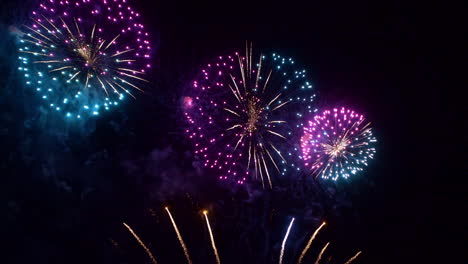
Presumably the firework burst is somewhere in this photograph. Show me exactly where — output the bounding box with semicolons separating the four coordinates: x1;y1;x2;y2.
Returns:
300;107;376;181
184;43;316;188
16;0;152;119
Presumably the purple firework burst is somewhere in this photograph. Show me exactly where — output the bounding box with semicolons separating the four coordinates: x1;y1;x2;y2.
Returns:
301;107;377;181
184;45;316;188
17;0;152;119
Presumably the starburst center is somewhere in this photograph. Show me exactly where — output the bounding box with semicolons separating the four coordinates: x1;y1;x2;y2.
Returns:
246;96;262;133
323;137;349;158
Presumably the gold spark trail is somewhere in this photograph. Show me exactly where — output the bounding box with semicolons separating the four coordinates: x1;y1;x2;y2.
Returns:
344;251;362;264
165;207;192;264
123;222;158;264
203;211;221;264
297;222;326;264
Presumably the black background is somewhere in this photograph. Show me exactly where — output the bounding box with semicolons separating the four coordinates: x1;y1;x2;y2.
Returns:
0;0;461;263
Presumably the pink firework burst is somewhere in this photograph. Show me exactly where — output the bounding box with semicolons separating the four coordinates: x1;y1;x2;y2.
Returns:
184;44;316;188
301;107;377;181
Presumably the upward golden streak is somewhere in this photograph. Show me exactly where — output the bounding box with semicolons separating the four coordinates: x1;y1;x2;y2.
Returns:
344;251;362;264
104;34;120;50
314;242;330;264
165;207;192;264
203;211;221;264
123;223;158;264
260;152;273;189
297;222;327;264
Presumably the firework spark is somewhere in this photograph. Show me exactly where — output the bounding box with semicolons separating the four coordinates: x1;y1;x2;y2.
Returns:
297;221;327;264
123;222;158;264
279;217;295;264
17;0;152;119
314;242;330;264
344;251;362;264
121;208;363;264
185;43;316;187
203;210;221;264
165;207;193;264
301;107;377;181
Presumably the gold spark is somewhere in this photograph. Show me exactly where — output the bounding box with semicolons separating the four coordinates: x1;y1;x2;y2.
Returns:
297;222;327;264
279;217;295;264
123;223;158;264
344;251;362;264
223;108;240;116
314;242;330;264
49;65;72;72
165;207;192;264
117;71;149;83
104;34;120;50
203;211;221;264
67;70;81;82
266;130;286;139
260;152;273;188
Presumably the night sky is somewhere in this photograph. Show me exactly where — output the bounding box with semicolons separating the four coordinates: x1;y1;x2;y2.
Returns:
0;0;460;263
